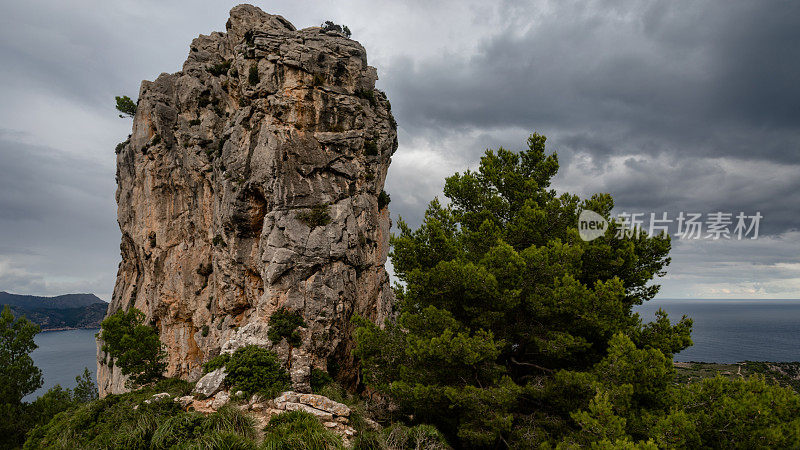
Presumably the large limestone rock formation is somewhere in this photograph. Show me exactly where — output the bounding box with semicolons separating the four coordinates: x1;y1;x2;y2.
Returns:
98;5;396;396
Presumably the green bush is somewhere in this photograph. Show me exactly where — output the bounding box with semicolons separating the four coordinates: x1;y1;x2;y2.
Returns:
321;21;351;38
100;308;166;386
377;190;390;210
203;353;230;373
268;308;306;347
224;346;291;398
310;369;334;393
23;379;197;449
263;410;344;449
297;204;331;228
248;65;260;85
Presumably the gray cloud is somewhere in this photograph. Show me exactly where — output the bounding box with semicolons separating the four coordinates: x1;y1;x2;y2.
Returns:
0;0;797;300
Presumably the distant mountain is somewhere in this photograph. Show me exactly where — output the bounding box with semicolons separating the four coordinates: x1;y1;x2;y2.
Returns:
0;291;108;330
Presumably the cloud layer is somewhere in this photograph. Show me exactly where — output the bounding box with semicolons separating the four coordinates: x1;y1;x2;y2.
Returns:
0;0;798;299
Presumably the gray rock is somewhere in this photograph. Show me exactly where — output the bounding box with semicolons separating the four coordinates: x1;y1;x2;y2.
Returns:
193;368;227;398
98;4;396;397
211;390;230;410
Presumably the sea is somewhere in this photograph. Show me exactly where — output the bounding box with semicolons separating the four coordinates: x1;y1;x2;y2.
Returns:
635;298;800;363
26;328;99;401
25;299;800;400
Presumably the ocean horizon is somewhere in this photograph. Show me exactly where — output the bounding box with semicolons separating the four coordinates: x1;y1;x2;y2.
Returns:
636;298;800;363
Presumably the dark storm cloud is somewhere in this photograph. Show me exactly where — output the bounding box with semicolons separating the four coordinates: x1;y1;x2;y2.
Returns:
0;0;797;299
379;0;800;237
384;1;800;159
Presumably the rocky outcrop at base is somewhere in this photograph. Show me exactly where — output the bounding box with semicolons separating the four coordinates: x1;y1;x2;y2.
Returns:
98;4;397;396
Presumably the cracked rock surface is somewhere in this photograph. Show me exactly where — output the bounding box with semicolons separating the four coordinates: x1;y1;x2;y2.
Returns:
98;5;396;396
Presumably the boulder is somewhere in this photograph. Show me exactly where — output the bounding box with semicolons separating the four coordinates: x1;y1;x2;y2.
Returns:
193;368;227;398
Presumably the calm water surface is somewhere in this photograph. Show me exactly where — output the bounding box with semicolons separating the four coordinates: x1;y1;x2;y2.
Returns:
27;328;98;401
636;299;800;363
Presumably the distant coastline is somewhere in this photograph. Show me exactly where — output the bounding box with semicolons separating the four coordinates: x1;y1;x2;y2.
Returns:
39;326;100;332
1;291;108;331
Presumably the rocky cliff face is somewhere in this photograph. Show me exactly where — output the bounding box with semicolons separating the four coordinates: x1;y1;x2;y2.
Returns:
98;5;396;396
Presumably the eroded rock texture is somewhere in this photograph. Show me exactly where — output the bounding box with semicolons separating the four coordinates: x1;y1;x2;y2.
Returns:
98;5;396;396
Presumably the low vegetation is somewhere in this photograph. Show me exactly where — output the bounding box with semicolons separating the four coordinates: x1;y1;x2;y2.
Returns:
321;21;351;38
203;346;291;399
297;204;332;228
99;308;167;386
268;308;306;347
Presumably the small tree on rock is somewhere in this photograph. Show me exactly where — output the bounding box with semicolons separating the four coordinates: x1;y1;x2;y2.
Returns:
100;308;166;386
115;95;137;118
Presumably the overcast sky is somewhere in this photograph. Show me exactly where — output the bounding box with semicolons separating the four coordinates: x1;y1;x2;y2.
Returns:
1;0;798;301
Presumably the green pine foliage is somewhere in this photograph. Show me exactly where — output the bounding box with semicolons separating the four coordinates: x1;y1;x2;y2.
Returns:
115;95;137;118
268;308;306;347
0;305;42;447
353;133;798;448
99;308;167;386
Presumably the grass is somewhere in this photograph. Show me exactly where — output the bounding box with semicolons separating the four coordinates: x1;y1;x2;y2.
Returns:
262;411;344;450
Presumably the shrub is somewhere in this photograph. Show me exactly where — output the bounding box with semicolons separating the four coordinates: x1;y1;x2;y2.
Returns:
201;325;210;337
297;204;331;228
263;410;344;449
378;190;391;210
100;308;166;386
268;308;306;347
310;369;334;393
203;353;230;374
189;118;201;126
312;73;325;86
23;379;197;449
224;346;291;398
207;60;232;76
321;21;352;38
243;30;255;47
363;139;379;156
248;65;260;85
